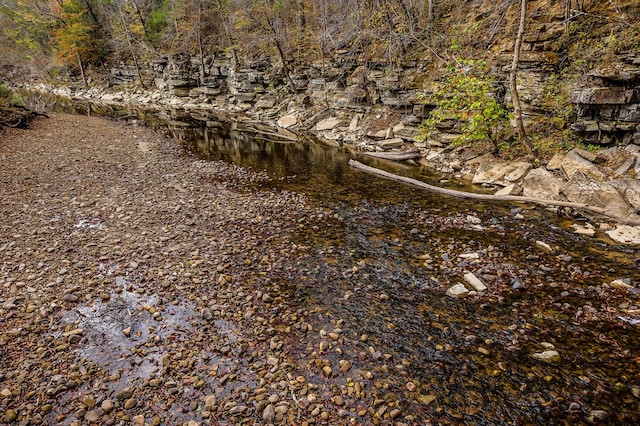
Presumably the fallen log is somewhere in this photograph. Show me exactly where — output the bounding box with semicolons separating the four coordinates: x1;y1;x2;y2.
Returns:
348;159;640;226
361;149;420;161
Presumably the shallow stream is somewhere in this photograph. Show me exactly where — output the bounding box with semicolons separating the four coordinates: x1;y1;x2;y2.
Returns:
174;124;640;424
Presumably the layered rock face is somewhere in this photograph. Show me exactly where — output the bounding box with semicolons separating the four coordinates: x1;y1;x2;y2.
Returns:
571;57;640;146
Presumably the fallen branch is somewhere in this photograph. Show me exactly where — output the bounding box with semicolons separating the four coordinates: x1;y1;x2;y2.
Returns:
348;159;640;226
361;149;420;161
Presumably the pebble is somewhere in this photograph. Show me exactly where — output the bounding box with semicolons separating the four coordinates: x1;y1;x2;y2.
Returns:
116;388;133;400
63;293;79;302
229;405;246;415
84;410;101;422
82;396;96;408
611;279;633;289
262;404;276;423
511;277;525;290
101;399;115;413
204;394;217;407
322;366;332;378
6;409;17;422
124;398;137;409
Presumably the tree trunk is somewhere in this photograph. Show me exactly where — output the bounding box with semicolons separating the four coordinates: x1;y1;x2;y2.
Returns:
76;49;88;88
510;0;536;158
117;4;146;89
196;0;206;82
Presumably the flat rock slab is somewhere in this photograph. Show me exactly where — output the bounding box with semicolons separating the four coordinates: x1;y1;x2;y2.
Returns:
277;114;297;128
472;161;531;185
316;117;343;131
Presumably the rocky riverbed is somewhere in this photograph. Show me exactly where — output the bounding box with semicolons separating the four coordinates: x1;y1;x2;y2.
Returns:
2;114;640;425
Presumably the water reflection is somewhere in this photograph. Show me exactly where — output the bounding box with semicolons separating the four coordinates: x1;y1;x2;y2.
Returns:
176;126;640;424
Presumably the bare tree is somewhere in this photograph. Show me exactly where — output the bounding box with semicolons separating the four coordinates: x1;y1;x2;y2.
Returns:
510;0;536;157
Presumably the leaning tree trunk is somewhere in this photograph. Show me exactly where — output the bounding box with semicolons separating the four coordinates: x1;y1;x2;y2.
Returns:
76;49;89;88
510;0;536;158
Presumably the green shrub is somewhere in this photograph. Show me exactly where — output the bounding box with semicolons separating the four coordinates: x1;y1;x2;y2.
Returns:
418;60;509;150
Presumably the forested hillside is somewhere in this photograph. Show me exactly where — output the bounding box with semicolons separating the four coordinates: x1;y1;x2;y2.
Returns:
1;1;639;153
0;1;636;83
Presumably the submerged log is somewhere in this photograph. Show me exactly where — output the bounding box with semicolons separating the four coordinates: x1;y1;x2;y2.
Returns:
348;159;640;226
361;149;420;161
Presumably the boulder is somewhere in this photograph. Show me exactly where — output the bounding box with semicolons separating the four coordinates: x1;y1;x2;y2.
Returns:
522;168;563;200
609;179;640;211
561;150;606;180
560;181;633;218
545;153;564;171
472;160;531;186
572;148;607;164
605;225;640;245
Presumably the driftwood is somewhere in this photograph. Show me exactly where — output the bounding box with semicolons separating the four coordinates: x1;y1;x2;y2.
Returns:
348;159;640;226
361;149;420;161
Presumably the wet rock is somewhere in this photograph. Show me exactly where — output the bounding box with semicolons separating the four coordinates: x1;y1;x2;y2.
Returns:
572;223;596;237
532;350;561;363
322;366;332;378
228;405;247;415
446;284;469;298
124;398;137;409
610;279;633;289
82;396;96;408
204;394;217;408
511;277;525;290
5;409;17;423
535;241;554;254
116;388;133;400
586;410;608;423
463;272;487;292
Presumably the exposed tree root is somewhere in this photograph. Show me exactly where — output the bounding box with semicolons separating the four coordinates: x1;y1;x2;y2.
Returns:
349;159;640;226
